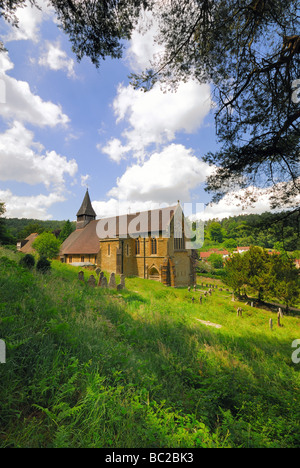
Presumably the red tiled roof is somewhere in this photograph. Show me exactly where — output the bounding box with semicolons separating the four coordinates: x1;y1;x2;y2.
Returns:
200;250;229;259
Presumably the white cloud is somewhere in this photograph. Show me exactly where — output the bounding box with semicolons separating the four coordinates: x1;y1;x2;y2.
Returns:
98;138;131;164
0;121;78;192
196;185;300;221
0;51;69;127
3;0;55;43
125;10;164;73
111;80;211;160
39;40;76;78
0;189;65;220
92;144;214;218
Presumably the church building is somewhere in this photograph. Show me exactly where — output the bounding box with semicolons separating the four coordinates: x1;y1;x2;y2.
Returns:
60;190;196;287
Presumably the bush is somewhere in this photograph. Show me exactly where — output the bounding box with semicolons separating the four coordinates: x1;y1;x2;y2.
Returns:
36;256;51;274
19;254;35;270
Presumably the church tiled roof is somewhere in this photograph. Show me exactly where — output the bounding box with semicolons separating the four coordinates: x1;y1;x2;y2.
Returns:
60;205;179;256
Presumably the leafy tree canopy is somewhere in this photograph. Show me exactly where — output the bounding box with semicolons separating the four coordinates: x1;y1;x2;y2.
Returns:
0;0;299;217
32;232;61;259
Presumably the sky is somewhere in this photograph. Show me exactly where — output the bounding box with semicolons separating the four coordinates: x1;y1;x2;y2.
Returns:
0;1;282;222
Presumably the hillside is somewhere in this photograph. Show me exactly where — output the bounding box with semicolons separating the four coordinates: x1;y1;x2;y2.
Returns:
0;247;300;448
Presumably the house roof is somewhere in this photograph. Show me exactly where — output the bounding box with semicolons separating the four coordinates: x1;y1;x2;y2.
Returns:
60;204;180;256
19;233;39;254
76;189;96;218
200;249;229;259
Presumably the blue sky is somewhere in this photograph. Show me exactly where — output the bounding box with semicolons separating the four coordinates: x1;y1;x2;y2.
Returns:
0;1;278;222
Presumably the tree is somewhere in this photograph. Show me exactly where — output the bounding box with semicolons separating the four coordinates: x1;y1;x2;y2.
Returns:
32;232;61;259
268;254;300;310
0;202;14;245
130;0;299;213
224;253;246;294
0;0;149;64
242;247;271;301
59;220;75;243
1;1;299;214
208;253;224;269
208;222;223;243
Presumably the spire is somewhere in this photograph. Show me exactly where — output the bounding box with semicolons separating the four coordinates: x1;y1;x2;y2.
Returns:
76;189;96;229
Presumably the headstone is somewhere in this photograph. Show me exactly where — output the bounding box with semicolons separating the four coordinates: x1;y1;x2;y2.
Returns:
117;284;124;291
100;277;108;289
97;271;104;287
269;318;273;330
88;275;96;288
188;286;191;292
277;311;282;327
95;267;101;276
192;297;195;303
108;272;117;289
251;302;254;307
278;307;283;317
237;307;242;317
78;271;84;282
120;274;126;288
209;289;212;296
199;296;202;304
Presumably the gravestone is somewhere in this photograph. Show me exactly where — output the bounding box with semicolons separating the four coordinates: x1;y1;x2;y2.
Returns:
237;307;242;317
78;271;84;282
199;296;202;304
117;284;124;291
108;273;117;289
97;271;104;287
100;277;108;289
269;318;273;330
88;275;96;288
120;274;126;288
95;267;101;276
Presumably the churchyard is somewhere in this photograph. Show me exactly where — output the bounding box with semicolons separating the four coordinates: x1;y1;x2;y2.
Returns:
0;246;300;448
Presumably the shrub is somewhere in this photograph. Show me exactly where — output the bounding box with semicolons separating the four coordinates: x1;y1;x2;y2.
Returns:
19;254;35;270
36;256;51;274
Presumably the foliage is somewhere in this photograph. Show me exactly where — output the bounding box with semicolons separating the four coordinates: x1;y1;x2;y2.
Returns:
201;211;300;252
224;246;300;307
131;0;300;212
59;220;75;243
19;254;35;270
268;255;300;310
32;232;61;259
208;222;223;243
36;256;51;274
208;253;224;269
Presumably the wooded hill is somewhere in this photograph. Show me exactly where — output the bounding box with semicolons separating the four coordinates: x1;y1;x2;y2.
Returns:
200;210;300;253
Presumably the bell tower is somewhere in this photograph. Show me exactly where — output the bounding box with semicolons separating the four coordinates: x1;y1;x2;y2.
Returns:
76;189;96;230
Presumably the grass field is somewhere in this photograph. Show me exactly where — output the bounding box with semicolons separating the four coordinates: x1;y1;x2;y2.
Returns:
0;247;300;448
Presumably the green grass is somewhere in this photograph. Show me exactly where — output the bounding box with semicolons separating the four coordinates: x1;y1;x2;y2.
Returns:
0;247;300;448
